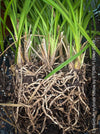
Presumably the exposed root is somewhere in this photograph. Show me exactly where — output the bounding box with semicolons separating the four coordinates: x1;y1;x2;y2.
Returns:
12;62;90;133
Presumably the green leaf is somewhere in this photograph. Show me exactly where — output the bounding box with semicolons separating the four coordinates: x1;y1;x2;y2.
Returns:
18;0;36;39
45;44;89;79
78;24;100;56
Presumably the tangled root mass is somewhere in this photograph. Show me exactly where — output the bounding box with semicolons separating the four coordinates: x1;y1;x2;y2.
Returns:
12;61;90;134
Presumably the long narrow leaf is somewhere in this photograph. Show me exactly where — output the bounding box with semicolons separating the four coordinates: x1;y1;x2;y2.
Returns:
78;24;100;55
45;44;89;79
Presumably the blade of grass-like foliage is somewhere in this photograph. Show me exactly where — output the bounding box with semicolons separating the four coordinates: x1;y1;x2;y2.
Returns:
0;20;4;51
78;24;100;55
0;17;16;47
28;4;47;57
42;0;80;55
33;3;64;60
83;13;92;30
4;0;36;41
42;0;99;66
45;44;89;79
18;0;36;39
92;14;97;31
0;0;4;51
54;10;60;39
79;0;83;25
0;31;4;51
83;0;91;18
3;0;16;38
24;17;28;35
3;0;19;48
69;30;73;57
90;31;100;36
49;7;60;56
66;0;78;38
3;0;37;63
49;7;54;35
42;0;74;31
34;6;48;34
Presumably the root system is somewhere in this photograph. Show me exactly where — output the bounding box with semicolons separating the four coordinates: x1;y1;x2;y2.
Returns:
12;61;90;134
